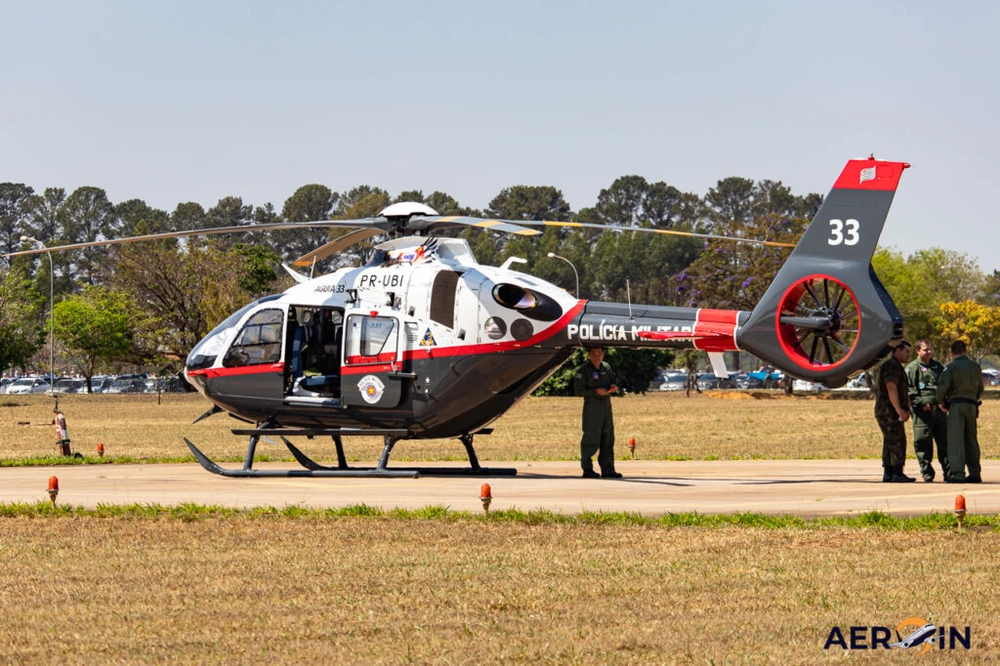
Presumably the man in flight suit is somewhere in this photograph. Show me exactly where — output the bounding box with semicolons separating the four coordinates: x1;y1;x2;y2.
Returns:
906;340;950;482
875;341;916;482
573;346;622;478
935;340;984;483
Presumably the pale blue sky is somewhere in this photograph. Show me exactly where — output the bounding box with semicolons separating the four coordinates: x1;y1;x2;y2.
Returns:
2;1;998;272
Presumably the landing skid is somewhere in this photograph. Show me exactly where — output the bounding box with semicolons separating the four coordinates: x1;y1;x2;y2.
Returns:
185;427;517;478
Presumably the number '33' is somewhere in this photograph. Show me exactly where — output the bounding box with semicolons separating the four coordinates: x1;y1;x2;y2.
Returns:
828;219;859;246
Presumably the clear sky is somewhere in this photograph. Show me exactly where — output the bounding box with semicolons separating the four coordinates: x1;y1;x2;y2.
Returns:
2;1;998;272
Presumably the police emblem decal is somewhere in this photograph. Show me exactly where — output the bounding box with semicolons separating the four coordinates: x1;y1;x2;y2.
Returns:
357;375;386;404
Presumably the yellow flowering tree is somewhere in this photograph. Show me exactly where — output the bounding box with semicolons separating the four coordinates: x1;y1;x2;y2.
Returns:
936;300;1000;359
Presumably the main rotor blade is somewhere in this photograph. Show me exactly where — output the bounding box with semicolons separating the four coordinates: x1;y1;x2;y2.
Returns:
416;216;541;236
291;228;383;266
512;220;796;248
3;219;386;257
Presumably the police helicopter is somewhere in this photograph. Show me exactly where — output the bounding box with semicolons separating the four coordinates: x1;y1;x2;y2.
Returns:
9;157;909;477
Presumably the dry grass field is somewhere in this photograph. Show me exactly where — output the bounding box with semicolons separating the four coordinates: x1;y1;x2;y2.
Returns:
2;516;999;664
2;392;999;664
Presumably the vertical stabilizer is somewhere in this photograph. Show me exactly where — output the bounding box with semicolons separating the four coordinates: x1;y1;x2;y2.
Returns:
736;158;909;385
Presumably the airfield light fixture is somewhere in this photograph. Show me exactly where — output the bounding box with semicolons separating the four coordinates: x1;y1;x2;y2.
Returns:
21;236;55;397
47;476;59;505
546;252;579;299
480;483;492;513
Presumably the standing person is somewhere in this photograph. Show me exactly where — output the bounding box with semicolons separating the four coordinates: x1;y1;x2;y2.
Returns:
573;346;622;478
935;340;984;483
874;341;916;482
906;340;950;482
52;408;70;456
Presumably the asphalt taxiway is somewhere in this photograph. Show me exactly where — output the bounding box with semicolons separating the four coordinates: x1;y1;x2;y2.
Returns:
3;459;997;517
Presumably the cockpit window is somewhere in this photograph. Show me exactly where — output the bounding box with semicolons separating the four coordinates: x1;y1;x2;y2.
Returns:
186;295;282;371
223;309;284;367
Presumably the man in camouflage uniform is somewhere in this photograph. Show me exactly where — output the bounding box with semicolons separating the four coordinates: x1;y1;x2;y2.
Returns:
573;346;622;478
935;340;984;483
906;340;950;482
875;340;916;482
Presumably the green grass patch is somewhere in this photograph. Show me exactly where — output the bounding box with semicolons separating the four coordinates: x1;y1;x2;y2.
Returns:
2;501;996;530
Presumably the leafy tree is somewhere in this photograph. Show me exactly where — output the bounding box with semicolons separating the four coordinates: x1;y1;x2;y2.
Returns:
936;300;1000;360
674;213;805;310
21;187;66;247
20;188;71;297
873;247;986;350
983;270;1000;307
109;240;280;367
53;286;132;389
0;183;35;264
206;196;254;228
337;186;390;219
0;268;44;373
592;175;698;230
428;191;477;216
60;186;118;287
534;347;673;396
116;199;170;236
171;202;207;231
704;177;756;229
275;184;339;262
232;243;281;295
486;185;571;222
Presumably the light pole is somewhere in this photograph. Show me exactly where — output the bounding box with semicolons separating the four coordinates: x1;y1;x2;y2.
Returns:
546;252;579;299
21;236;54;397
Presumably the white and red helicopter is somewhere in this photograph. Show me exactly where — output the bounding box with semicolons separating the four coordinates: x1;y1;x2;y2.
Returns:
10;157;909;477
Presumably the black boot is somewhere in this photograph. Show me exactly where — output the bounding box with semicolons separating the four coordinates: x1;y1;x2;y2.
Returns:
889;466;916;483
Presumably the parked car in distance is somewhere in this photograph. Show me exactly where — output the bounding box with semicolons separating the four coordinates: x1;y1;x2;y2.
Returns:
696;373;721;390
5;377;51;394
658;372;689;391
90;376;113;393
54;378;86;394
107;378;147;394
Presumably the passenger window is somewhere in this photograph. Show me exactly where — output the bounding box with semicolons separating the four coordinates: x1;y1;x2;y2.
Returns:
344;315;398;364
223;309;284;367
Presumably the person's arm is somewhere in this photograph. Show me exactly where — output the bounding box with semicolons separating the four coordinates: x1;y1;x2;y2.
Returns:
934;368;951;412
884;380;909;422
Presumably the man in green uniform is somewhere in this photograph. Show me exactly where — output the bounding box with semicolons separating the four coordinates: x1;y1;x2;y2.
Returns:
935;340;984;483
906;340;950;482
874;341;916;482
573;346;622;478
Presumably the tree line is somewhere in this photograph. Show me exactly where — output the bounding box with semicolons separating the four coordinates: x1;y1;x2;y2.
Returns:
2;175;999;391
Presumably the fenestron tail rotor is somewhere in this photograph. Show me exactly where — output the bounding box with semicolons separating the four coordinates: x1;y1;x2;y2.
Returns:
777;275;860;370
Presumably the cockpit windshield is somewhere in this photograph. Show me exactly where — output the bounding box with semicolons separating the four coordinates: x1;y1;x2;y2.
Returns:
186;295;283;371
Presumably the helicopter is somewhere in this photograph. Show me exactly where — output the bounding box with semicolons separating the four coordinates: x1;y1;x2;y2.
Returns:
8;157;908;477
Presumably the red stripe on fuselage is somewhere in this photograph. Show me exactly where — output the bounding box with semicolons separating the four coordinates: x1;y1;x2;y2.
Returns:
832;159;909;191
337;300;588;377
187;362;285;379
